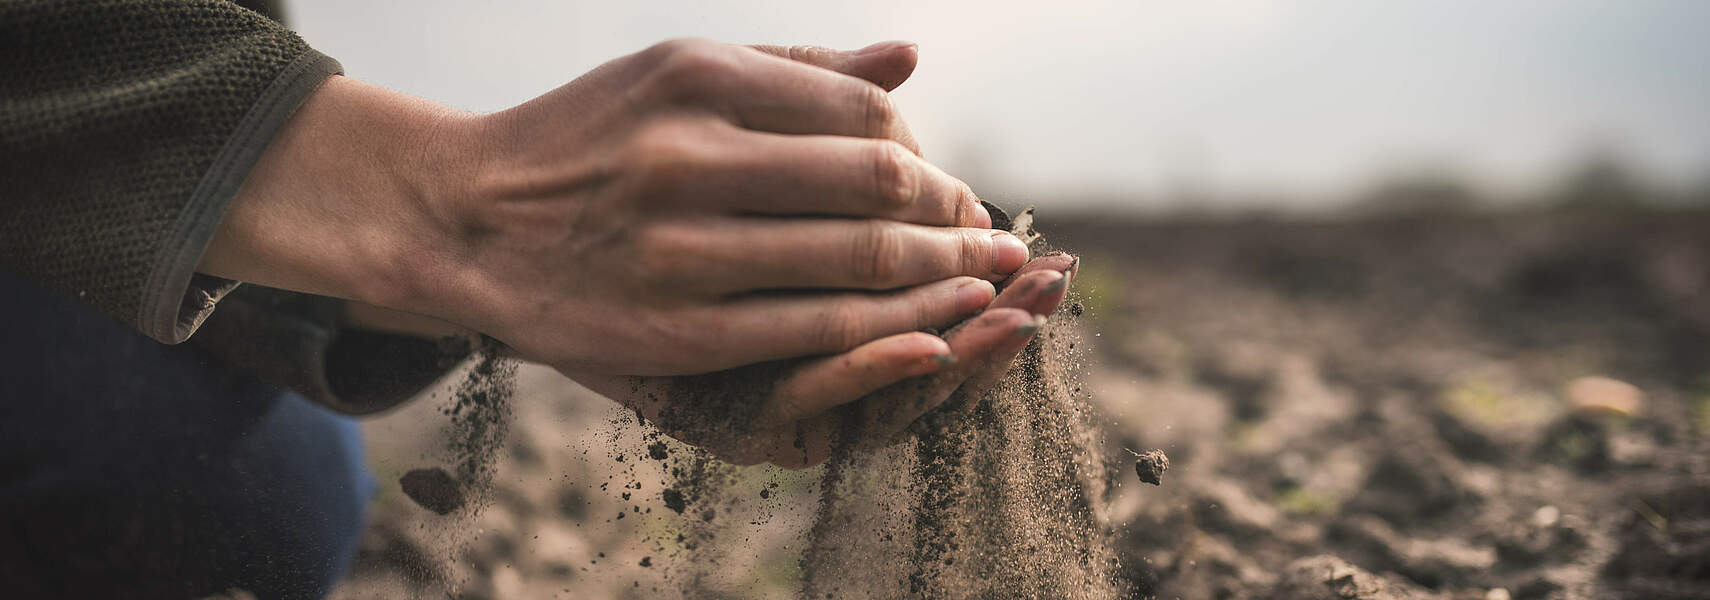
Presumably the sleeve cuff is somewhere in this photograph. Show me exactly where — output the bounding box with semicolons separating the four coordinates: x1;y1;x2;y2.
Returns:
138;49;343;344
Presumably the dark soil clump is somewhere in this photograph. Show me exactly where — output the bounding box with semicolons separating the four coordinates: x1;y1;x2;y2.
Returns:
1131;449;1170;486
399;467;464;515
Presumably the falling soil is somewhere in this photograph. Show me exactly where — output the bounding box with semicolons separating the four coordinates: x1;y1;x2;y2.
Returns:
642;204;1129;599
401;337;516;515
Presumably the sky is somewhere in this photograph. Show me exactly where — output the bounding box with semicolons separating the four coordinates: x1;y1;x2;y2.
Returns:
289;0;1710;213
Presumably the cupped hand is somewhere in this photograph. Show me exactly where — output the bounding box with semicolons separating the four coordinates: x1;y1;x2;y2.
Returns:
571;253;1079;468
406;39;1029;376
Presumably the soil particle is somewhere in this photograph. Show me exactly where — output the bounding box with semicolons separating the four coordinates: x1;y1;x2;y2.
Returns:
399;467;465;515
1130;449;1170;485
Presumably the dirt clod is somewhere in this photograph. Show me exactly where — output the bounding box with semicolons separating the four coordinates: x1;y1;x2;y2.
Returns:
399;468;464;515
1131;449;1170;486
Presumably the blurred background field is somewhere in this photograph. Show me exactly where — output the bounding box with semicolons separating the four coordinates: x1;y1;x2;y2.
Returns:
307;2;1710;598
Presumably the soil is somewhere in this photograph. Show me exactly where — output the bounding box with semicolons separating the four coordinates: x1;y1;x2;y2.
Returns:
331;209;1710;600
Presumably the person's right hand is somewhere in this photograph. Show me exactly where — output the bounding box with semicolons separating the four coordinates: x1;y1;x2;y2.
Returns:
203;39;1030;377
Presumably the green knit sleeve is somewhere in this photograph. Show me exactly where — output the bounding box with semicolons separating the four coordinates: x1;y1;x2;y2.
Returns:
0;0;341;343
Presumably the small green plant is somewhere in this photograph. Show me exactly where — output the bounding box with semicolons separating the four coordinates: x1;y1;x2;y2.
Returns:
1276;486;1339;516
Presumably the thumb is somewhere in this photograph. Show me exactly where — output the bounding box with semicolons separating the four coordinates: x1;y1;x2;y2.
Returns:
750;40;920;91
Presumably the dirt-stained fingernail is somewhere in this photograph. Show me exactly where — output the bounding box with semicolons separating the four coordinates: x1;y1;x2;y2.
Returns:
955;278;996;313
1012;314;1047;338
991;231;1029;274
1041;274;1068;295
906;352;956;376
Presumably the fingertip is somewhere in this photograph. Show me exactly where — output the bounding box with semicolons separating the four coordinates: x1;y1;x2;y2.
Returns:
851;40;919;91
882;331;953;377
854;40;916;55
990;232;1031;276
954;277;997;314
972;198;993;229
992;269;1064;312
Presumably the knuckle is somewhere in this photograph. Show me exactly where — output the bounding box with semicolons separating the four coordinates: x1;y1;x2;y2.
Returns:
626;121;705;173
952;180;979;225
858;83;897;138
648;41;737;97
632;225;699;278
958;229;990;271
787;44;827;63
643;37;715;62
869;141;918;211
813;300;868;350
849;222;906;286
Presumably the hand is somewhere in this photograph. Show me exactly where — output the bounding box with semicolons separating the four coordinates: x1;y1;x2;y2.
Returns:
572;253;1079;467
201;39;1027;376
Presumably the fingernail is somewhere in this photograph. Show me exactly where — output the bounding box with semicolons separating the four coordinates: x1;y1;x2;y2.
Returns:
855;40;915;55
1012;314;1047;339
1041;273;1068;295
991;231;1030;275
907;352;956;376
972;199;993;229
955;278;996;313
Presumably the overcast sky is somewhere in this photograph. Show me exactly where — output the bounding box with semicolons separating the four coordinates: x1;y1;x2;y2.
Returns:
290;0;1710;213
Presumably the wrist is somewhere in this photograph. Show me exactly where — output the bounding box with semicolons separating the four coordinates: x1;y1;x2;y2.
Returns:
202;76;485;323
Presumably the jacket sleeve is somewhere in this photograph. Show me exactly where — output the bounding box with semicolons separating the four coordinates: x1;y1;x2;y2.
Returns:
0;0;340;344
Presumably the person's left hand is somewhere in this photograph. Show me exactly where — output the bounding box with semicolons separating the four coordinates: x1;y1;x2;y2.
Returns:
569;253;1078;467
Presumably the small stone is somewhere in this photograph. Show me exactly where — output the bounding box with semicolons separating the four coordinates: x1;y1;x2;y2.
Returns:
1130;449;1170;486
1485;588;1512;600
639;556;652;568
1565;376;1643;416
1531;505;1560;528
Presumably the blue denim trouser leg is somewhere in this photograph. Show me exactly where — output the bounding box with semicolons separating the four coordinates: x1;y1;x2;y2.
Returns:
0;271;375;599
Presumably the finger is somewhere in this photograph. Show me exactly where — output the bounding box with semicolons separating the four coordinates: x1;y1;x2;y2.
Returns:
658;44;919;153
659;129;988;227
997;253;1079;291
649;219;1028;293
859;308;1044;442
755;331;952;428
749;41;920;91
703;276;995;367
990;255;1078;316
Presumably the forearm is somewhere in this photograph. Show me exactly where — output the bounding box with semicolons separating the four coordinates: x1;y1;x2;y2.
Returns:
199;76;474;315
